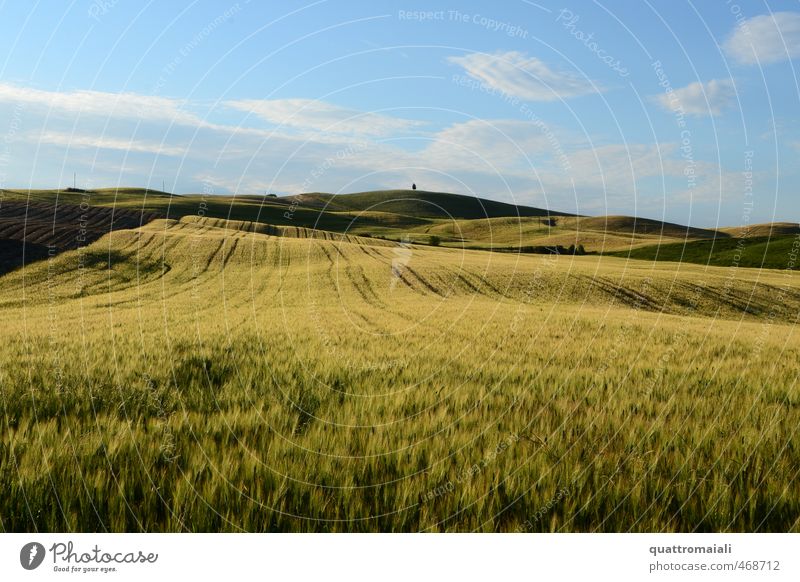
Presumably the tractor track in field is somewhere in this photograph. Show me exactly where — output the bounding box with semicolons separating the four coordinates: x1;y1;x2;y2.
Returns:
0;201;160;254
756;280;800;302
314;240;339;292
328;241;386;321
402;266;445;297
4;211;800;329
360;245;389;260
245;240;281;303
201;237;228;274
357;243;400;270
580;275;667;313
453;272;486;296
220;238;241;269
667;278;769;317
311;239;393;333
315;240;336;266
456;268;508;299
707;282;773;317
344;264;386;308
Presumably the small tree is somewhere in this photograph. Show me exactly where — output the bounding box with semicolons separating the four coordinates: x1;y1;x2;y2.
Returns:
412;183;417;190
568;244;576;255
429;235;441;247
576;244;586;255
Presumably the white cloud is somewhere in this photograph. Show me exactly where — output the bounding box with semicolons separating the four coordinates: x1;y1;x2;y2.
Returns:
224;98;422;136
0;82;204;126
0;81;740;222
36;131;187;157
419;119;579;177
187;119;728;214
654;79;736;117
0;83;407;152
724;12;800;65
447;51;600;101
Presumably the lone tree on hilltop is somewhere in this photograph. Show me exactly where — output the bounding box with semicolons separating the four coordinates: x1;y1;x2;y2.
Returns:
411;183;417;190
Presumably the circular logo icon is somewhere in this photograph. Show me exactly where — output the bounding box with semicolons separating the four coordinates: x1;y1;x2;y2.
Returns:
20;542;46;570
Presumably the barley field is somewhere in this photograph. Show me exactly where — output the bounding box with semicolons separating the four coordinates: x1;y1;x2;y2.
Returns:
1;216;798;532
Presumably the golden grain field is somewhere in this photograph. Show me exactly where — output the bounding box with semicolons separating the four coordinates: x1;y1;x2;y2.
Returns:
1;217;798;532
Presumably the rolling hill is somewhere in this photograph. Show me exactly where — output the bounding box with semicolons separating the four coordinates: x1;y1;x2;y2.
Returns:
280;189;574;220
0;194;160;274
0;199;159;249
1;188;796;272
1;211;798;532
610;234;800;270
571;215;721;239
718;221;800;238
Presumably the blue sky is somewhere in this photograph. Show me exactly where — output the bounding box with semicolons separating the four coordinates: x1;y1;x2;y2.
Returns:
0;0;798;227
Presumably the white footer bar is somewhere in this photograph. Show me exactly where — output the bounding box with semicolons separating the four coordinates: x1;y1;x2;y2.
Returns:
1;533;796;581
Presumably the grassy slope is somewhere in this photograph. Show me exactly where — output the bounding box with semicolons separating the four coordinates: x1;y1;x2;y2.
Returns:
0;187;173;206
419;215;715;251
281;189;574;219
718;222;800;238
610;235;800;270
0;217;798;532
574;215;721;239
1;187;796;261
0;199;159;251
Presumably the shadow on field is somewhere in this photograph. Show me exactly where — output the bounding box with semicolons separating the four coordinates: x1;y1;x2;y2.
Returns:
0;239;51;276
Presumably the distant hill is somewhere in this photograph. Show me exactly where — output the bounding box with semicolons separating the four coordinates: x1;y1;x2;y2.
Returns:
0;187;796;273
574;215;722;239
717;222;800;238
0;200;159;250
0;187;175;206
0;198;160;275
280;189;574;220
608;234;799;270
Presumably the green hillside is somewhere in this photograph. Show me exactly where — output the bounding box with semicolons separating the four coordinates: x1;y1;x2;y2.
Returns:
609;235;800;270
281;189;573;219
0;187;174;206
575;215;721;239
2;187;796;269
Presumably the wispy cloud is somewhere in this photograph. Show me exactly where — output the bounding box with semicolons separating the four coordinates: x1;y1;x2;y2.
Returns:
420;118;579;175
0;82;203;126
0;80;736;221
447;51;600;101
37;131;187;157
224;98;422;136
724;11;800;65
0;82;403;144
654;79;736;117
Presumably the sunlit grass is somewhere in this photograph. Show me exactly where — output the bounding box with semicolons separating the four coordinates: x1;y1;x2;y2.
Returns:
1;217;798;532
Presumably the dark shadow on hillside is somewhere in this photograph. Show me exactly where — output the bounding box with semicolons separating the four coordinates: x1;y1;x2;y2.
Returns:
0;199;162;278
0;239;52;276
